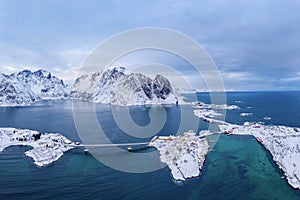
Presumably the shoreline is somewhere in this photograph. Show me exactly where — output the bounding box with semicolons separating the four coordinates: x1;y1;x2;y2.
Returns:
0;128;75;167
218;123;300;189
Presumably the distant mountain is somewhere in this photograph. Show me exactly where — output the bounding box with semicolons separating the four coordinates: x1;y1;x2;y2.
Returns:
0;67;181;106
0;72;36;106
71;67;180;105
14;69;69;99
0;69;69;106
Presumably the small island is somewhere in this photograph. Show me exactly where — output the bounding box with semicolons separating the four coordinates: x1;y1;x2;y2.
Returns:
149;130;209;181
1;103;300;190
0;128;75;167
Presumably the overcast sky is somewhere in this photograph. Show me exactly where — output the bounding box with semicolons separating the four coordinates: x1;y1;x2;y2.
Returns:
0;0;299;91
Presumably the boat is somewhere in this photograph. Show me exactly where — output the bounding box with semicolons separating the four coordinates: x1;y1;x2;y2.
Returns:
224;129;233;135
257;137;263;143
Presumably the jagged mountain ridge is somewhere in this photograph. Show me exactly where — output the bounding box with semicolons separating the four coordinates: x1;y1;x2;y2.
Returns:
0;72;36;106
0;67;181;106
14;69;69;99
0;69;69;106
71;67;180;105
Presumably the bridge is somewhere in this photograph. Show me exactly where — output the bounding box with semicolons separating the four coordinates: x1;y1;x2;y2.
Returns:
67;142;149;148
67;142;150;152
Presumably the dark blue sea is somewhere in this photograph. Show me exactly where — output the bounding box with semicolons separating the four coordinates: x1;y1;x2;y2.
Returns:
0;92;300;200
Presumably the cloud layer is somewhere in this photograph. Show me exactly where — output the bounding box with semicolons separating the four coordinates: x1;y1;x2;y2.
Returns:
0;0;299;90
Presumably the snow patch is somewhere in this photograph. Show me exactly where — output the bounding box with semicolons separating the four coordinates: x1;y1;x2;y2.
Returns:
240;112;253;117
0;128;74;167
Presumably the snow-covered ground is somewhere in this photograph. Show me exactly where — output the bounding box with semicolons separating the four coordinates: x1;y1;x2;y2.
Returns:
149;130;209;181
193;109;229;125
193;102;240;110
0;128;74;167
193;102;240;124
218;123;300;189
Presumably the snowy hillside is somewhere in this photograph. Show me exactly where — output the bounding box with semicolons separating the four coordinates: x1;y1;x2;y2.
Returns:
0;67;182;106
14;69;69;99
0;69;69;106
71;67;181;105
0;72;36;106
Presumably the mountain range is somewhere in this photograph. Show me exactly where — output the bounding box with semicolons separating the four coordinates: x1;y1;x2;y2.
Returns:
0;67;180;106
0;69;69;106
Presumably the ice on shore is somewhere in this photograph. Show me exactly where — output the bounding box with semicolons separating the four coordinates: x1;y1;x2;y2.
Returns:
193;102;240;110
0;128;74;166
263;116;272;120
193;109;228;125
193;109;222;118
149;131;209;181
219;123;300;189
240;112;253;117
193;102;240;125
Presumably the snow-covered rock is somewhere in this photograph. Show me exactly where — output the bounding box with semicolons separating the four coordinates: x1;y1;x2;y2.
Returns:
0;67;181;106
263;116;272;120
149;130;209;181
193;101;240;110
193;109;229;125
0;71;36;106
192;102;240;124
0;69;69;106
14;69;69;99
240;112;253;117
71;67;181;105
0;128;74;166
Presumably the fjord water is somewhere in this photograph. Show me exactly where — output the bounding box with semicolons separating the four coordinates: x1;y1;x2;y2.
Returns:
0;92;300;199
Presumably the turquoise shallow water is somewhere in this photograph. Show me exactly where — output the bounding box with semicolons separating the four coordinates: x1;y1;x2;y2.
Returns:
0;92;300;199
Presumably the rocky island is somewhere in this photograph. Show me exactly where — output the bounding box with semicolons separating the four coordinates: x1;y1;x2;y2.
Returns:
149;130;209;181
0;128;75;166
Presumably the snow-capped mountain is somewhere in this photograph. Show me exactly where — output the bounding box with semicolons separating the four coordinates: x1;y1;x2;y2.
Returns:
0;72;36;106
71;67;180;105
0;67;181;106
14;69;69;99
0;69;69;106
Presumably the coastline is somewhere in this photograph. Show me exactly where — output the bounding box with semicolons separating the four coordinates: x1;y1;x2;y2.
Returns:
218;123;300;189
0;128;75;167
